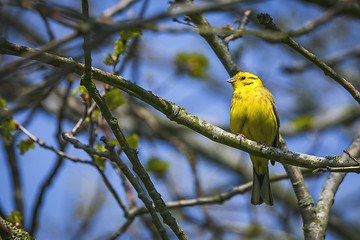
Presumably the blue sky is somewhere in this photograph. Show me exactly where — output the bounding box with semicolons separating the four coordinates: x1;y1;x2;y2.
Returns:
1;0;360;239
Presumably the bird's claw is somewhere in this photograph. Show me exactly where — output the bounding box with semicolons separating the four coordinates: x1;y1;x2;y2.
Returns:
236;133;246;143
258;142;266;151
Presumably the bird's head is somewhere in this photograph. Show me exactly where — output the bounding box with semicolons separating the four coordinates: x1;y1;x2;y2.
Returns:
227;72;264;90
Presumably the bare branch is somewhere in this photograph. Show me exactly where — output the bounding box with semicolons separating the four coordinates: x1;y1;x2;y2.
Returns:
283;45;360;73
101;0;140;19
0;137;24;219
288;6;342;37
1;39;358;171
300;0;360;19
316;136;360;235
16;121;92;164
257;13;360;105
177;0;241;76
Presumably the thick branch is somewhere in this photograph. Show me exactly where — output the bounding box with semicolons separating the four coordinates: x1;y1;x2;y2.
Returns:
316;136;360;236
0;39;357;171
80;28;186;238
178;0;241;76
0;39;360;172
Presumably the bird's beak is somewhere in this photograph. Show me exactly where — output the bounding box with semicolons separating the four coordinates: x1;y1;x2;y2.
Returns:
227;78;236;83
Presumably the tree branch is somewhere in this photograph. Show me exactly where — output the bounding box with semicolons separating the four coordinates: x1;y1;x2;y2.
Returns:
300;0;360;19
178;0;241;76
0;137;24;220
79;2;184;236
257;13;360;105
288;5;342;37
0;38;358;171
316;136;360;236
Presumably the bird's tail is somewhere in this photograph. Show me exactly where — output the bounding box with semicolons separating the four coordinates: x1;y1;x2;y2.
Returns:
251;165;273;206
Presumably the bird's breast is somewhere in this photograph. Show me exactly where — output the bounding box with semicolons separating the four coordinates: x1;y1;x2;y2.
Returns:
230;91;277;145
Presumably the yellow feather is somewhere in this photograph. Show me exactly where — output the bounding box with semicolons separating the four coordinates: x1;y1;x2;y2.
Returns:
228;72;280;205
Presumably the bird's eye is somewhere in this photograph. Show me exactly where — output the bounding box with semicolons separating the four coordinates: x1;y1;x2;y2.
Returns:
241;76;246;80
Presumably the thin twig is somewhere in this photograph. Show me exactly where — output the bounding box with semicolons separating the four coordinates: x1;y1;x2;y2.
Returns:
173;17;197;28
1;137;24;219
177;0;241;76
79;75;173;239
288;6;342;37
114;163;138;208
61;133;131;217
39;12;55;41
257;13;360;105
96;167;130;215
343;149;360;165
30;156;64;235
102;139;170;240
300;0;360;19
79;24;186;238
71;102;97;135
2;39;359;170
101;0;140;19
0;32;79;77
16;122;93;164
29;77;73;235
283;45;360;73
224;9;251;44
121;171;294;219
107;218;135;240
314;165;360;173
80;0;174;239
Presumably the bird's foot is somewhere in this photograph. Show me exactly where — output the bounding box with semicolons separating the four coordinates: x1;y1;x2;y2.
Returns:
236;133;246;143
258;142;266;151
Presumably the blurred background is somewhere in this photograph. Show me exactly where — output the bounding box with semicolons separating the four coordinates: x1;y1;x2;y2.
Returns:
1;0;360;239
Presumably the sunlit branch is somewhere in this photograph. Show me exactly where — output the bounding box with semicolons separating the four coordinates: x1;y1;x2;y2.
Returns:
16;121;93;165
79;2;184;235
316;136;360;234
283;44;360;73
257;13;360;105
288;5;343;37
1;39;359;172
119;170;309;219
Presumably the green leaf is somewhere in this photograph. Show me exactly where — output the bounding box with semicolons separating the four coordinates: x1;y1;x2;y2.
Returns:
94;143;107;170
95;143;106;152
108;139;120;146
5;210;23;225
0;119;17;139
103;27;142;67
16;138;35;155
104;88;128;110
93;109;101;119
174;52;209;78
0;96;7;108
293;114;313;130
72;85;89;97
0;97;16;139
79;85;89;98
243;224;265;237
114;40;127;56
146;157;169;175
125;133;139;149
94;155;106;170
71;88;78;96
120;28;142;41
103;53;115;66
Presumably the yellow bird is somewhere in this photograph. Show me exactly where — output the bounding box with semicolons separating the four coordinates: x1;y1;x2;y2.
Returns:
228;72;280;205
